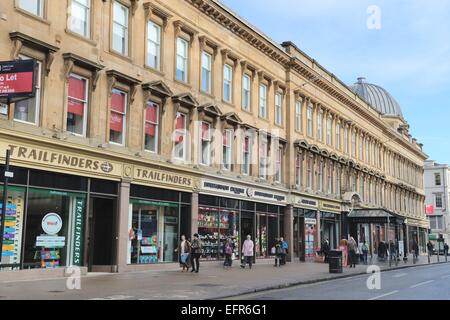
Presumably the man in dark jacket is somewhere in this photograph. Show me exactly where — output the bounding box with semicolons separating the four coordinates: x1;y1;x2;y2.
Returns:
190;234;202;273
321;239;330;263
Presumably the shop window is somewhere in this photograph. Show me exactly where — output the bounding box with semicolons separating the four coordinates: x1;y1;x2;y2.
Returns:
67;74;88;136
198;206;239;261
222;129;232;171
29;169;88;191
0;187;26;267
255;213;278;258
200;122;211;166
129;200;179;264
23;188;86;268
0;165;28;186
130;185;180;203
112;1;129;56
174;112;187;160
109;89;127;145
144;101;159;153
70;0;91;38
14;57;42;125
90;178;118;195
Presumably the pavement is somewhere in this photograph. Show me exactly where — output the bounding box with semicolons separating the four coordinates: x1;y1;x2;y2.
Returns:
0;254;448;300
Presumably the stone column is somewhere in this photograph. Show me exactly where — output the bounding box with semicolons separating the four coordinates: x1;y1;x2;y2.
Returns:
284;205;294;262
191;191;199;238
116;179;131;273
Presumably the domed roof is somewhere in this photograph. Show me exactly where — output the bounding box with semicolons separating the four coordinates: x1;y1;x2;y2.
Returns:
350;77;403;118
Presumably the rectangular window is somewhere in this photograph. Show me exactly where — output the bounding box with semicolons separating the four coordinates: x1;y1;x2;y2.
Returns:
174;112;187;160
242;135;251;175
295;100;302;132
201;52;212;94
336;167;341;196
242;74;251;111
259;84;267;118
351;131;356;157
200;122;211;166
14;57;41;125
176;38;188;82
70;0;90;37
335;123;340;150
307;156;312;189
359;136;364;161
295;153;302;187
344;127;349;154
436;194;443;208
275;147;282;183
307;106;313;137
275;93;282;126
112;2;129;55
326;117;332;145
144;102;159;153
19;0;44;17
435;173;442;186
223;129;232;171
259;139;268;179
318;161;323;192
328;164;333;194
147;21;161;70
366;139;370;163
223;64;232;102
109;89;127;145
67;74;88;136
317;112;323;142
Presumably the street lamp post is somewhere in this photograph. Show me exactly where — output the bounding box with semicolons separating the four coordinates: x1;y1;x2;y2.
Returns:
0;149;12;264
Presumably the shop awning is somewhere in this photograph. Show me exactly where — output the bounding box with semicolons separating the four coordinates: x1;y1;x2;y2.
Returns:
348;209;405;225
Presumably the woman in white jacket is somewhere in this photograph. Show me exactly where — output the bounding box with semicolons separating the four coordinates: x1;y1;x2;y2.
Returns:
241;235;254;269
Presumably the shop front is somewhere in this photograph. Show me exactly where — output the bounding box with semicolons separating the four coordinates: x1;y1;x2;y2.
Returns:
125;166;194;267
319;201;342;250
291;195;319;261
347;208;406;257
0;139;123;273
199;179;287;262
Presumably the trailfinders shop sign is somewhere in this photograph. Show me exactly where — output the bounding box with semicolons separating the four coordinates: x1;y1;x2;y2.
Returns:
0;142;122;178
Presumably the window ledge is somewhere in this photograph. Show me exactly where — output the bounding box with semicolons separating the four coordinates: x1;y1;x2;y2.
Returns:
173;79;192;89
199;91;215;100
65;29;98;46
144;65;165;77
109;50;133;63
222;100;235;108
15;8;50;25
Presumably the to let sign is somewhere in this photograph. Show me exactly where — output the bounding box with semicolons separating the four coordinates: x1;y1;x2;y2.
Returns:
0;60;36;99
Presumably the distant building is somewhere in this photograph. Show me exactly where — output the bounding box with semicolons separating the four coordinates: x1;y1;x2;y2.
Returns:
424;160;450;244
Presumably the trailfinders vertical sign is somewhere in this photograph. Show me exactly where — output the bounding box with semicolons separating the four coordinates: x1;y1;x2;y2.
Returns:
72;198;85;266
0;60;36;100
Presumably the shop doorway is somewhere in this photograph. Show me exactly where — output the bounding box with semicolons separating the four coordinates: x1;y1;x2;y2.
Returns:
293;216;305;261
255;213;278;259
87;197;117;272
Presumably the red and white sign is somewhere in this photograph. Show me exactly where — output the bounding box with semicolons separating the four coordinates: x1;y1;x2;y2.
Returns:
426;204;434;215
0;60;36;99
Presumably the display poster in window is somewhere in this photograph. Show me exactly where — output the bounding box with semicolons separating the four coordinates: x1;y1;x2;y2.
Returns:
0;190;25;265
305;224;315;258
0;59;36;101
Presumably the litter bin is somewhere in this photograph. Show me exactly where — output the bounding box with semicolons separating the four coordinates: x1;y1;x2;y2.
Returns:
328;250;343;273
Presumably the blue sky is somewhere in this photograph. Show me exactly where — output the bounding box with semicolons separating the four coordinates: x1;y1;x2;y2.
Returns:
221;0;450;163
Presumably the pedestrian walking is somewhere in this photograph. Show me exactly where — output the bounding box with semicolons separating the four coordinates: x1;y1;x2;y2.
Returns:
274;238;283;267
223;238;234;268
361;241;369;265
175;234;191;272
321;239;330;263
347;236;357;268
412;239;419;261
444;243;449;257
427;240;434;262
241;235;254;269
280;237;288;265
190;233;202;273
